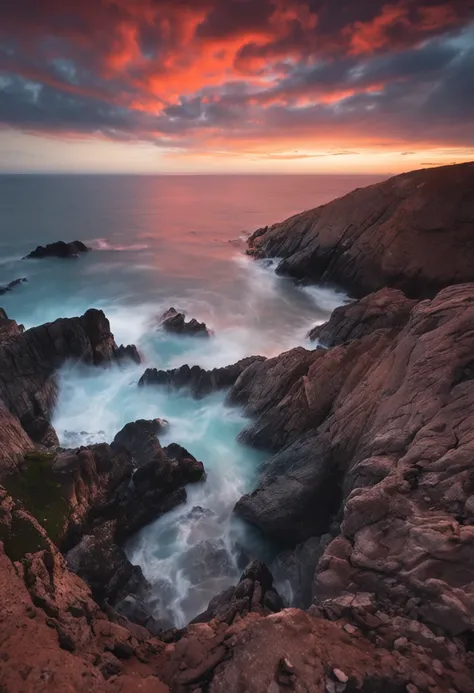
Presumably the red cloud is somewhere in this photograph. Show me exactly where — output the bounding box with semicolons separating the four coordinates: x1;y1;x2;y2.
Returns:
0;0;473;158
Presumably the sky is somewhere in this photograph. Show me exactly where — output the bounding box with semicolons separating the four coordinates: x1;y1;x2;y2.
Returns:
0;0;473;174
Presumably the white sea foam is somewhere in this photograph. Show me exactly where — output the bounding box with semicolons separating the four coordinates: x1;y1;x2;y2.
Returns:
88;238;150;252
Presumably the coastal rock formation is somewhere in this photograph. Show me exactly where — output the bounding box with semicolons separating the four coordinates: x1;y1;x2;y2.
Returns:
0;307;24;343
1;420;205;615
248;162;474;298
0;277;27;294
0;494;171;692
139;356;265;398
308;288;417;345
233;283;474;638
3;162;474;689
112;419;169;466
4;509;472;693
159;307;211;337
193;560;283;624
0;308;140;465
25;240;90;259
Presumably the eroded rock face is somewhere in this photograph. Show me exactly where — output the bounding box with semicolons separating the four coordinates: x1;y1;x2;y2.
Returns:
193;560;283;624
111;419;169;467
1;484;474;691
0;494;170;692
139;356;266;398
159;307;211;337
308;288;417;345
0;307;24;344
232;283;474;636
248;162;474;298
0;309;140;457
25;240;90;259
0;400;34;475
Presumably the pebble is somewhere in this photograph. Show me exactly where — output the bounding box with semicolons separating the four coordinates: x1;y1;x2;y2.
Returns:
333;668;348;683
406;685;419;693
343;624;357;635
432;660;443;676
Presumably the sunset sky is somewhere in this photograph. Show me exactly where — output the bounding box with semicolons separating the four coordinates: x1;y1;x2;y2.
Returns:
1;0;473;173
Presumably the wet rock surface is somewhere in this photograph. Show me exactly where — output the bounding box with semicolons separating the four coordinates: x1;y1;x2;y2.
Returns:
308;287;417;345
3;164;474;690
25;240;90;259
0;308;140;474
0;277;27;294
248;161;474;298
139;356;266;398
232;283;474;639
159;307;211;337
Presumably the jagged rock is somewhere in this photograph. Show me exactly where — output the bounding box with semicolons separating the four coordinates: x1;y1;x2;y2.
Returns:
233;283;474;637
192;560;283;624
113;594;162;634
115;343;141;364
65;532;148;605
138;356;266;398
1;485;473;691
0;277;27;294
0;307;24;344
0;495;171;692
24;240;90;259
159;307;211;337
0;309;140;452
111;419;169;467
247;161;474;299
308;288;417;345
98;438;205;542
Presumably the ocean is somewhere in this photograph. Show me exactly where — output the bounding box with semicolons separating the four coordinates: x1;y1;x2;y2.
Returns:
0;172;384;626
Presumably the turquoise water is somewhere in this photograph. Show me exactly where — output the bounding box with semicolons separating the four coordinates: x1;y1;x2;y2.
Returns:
0;174;379;625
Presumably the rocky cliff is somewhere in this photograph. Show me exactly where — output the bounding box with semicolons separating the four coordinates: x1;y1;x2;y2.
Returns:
2;162;474;692
248;162;474;298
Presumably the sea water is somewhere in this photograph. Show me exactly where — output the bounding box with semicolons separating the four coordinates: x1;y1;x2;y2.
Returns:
0;173;383;625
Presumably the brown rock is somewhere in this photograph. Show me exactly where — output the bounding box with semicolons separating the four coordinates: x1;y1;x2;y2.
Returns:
247;161;474;299
232;284;474;636
308;288;417;345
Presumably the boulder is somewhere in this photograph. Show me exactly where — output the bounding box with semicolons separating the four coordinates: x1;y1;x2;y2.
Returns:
248;161;474;299
98;440;205;542
111;419;169;467
138;356;265;398
159;307;211;337
0;277;27;295
65;532;148;605
192;560;283;624
24;240;90;259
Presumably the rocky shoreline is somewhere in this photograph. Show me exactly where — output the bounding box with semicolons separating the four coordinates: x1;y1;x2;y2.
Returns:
1;162;474;692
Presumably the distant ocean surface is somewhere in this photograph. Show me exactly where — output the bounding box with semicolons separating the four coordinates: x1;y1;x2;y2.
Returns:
0;173;385;626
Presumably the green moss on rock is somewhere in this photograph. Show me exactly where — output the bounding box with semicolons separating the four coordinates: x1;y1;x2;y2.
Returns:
3;451;71;547
0;513;49;562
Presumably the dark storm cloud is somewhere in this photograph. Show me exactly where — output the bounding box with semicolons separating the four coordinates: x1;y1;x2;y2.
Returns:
0;0;473;151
